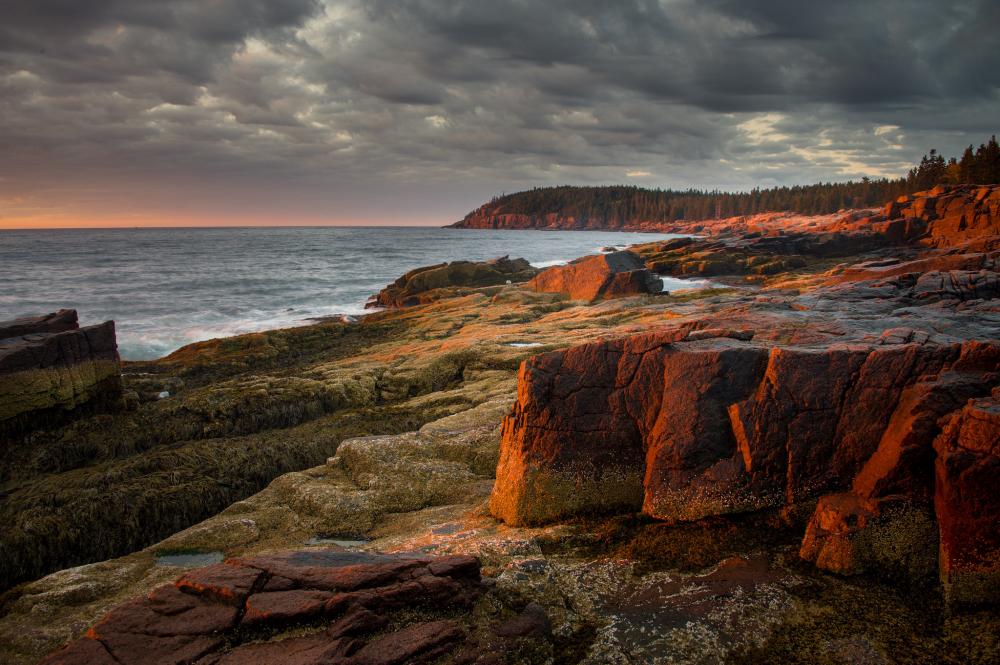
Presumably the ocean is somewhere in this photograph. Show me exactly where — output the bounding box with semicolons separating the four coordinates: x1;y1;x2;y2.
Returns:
0;226;703;360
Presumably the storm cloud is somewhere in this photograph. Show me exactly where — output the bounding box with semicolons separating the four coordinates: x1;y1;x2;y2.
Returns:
1;0;998;225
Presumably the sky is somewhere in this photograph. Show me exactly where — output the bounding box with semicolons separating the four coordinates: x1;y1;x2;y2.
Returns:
1;1;998;228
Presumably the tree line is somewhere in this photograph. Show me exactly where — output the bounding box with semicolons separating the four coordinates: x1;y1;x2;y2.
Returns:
476;135;1000;222
907;135;1000;191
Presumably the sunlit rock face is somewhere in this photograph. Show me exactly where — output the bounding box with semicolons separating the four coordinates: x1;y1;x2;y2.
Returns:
934;390;1000;605
881;184;1000;247
0;309;122;437
526;251;662;301
490;330;1000;600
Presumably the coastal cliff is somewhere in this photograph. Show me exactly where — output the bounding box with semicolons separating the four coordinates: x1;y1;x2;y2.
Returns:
488;184;1000;606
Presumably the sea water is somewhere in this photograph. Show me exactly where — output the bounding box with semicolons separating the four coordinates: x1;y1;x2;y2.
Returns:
0;226;708;360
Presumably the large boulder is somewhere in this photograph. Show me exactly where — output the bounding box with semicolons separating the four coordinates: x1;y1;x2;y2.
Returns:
526;250;662;300
368;255;537;308
0;310;121;437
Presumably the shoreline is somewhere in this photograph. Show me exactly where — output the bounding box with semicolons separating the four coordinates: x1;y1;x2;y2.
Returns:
2;226;687;362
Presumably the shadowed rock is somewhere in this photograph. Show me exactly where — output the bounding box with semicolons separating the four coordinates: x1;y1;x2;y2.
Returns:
368;255;537;308
0;310;121;438
0;309;79;339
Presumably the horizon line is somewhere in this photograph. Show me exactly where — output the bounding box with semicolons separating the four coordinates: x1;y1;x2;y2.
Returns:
0;222;454;231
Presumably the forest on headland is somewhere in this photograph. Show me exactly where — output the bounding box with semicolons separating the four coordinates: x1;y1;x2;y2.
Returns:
466;135;1000;222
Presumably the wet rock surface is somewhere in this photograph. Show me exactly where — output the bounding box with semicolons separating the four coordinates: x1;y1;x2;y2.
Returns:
0;294;574;592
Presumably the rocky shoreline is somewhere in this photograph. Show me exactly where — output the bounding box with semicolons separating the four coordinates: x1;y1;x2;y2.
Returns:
2;184;999;664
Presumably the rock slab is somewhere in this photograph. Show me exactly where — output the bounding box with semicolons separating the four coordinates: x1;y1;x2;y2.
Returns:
934;390;1000;605
40;548;536;665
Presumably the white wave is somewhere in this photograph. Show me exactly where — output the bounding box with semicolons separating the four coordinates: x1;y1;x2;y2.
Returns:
119;302;373;359
530;259;569;268
659;276;722;293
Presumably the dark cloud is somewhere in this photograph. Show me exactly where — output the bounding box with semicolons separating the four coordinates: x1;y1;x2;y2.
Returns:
0;0;997;226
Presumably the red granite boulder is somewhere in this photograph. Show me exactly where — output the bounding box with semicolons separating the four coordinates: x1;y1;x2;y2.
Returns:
526;251;662;301
799;342;1000;583
491;331;996;526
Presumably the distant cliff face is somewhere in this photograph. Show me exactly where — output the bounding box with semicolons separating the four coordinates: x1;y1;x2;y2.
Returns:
448;185;692;231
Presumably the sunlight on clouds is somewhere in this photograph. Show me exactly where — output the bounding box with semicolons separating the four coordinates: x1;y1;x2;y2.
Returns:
737;113;790;145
